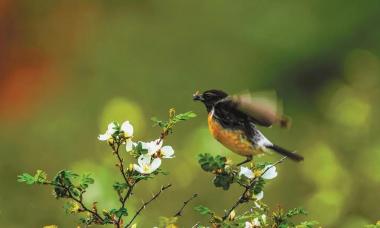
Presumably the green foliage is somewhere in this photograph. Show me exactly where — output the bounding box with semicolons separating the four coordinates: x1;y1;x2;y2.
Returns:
151;109;196;135
113;182;129;192
251;177;265;195
296;221;320;228
110;208;128;218
213;173;234;190
17;109;196;227
17;170;47;185
196;153;320;227
286;207;308;218
198;153;226;172
79;173;94;189
194;205;213;215
272;207;313;228
130;141;149;157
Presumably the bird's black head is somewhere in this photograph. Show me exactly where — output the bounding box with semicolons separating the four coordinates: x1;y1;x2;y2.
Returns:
193;89;228;112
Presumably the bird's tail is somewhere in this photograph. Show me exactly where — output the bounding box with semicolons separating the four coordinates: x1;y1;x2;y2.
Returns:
265;144;304;162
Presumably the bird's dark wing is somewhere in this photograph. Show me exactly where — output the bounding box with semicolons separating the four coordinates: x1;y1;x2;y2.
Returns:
213;99;259;140
229;93;290;128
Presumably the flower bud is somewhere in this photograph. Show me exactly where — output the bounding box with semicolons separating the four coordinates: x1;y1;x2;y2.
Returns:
107;138;114;146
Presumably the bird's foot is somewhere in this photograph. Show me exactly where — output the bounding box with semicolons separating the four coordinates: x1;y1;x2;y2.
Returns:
236;156;252;166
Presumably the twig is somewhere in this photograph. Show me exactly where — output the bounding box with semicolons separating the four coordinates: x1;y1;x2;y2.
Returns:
191;222;200;228
222;156;287;221
47;181;105;224
113;143;129;184
125;184;172;228
116;183;136;227
173;193;198;217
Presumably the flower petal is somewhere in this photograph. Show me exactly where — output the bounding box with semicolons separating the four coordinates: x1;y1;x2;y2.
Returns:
138;154;151;167
239;166;254;179
146;139;163;155
252;218;260;226
121;121;134;137
253;191;264;201
98;133;110;141
133;164;144;174
126;139;134;152
161;146;174;158
245;221;253;228
261;165;277;179
149;158;161;172
107;122;118;134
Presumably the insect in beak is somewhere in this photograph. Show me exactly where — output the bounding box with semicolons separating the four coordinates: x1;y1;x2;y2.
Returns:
193;91;204;101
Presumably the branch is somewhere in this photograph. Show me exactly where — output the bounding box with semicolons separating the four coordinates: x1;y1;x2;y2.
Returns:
173;193;198;217
222;156;288;221
112;143;129;184
46;181;105;224
125;184;172;228
116;184;136;227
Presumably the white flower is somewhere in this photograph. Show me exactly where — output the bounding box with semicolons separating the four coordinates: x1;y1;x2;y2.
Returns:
253;191;264;201
141;139;163;156
245;221;253;228
138;139;175;159
245;215;266;228
99;121;134;143
239;166;255;179
133;155;161;174
160;146;175;158
120;121;133;137
126;139;134;152
98;122;118;141
252;217;261;226
261;165;277;179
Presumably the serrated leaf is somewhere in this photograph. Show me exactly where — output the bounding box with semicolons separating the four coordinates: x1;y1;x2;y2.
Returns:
194;205;212;215
80;173;94;189
34;170;47;184
17;173;36;185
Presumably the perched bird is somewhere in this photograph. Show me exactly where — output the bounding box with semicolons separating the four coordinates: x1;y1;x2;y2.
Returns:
193;89;303;163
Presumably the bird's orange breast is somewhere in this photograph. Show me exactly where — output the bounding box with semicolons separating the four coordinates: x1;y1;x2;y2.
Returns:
208;113;262;156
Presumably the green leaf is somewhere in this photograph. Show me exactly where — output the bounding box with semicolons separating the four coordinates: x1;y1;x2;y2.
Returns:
34;170;47;184
213;174;233;190
151;117;167;128
173;111;197;122
194;205;212;215
17;173;36;185
79;174;94;189
110;208;128;218
252;178;265;195
17;170;47;185
113;182;129;191
198;153;226;172
286;207;308;218
296;221;319;228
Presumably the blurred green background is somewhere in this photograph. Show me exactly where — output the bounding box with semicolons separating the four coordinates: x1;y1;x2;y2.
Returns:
1;0;380;227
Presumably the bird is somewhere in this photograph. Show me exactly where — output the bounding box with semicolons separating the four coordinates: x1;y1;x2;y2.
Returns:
193;89;303;164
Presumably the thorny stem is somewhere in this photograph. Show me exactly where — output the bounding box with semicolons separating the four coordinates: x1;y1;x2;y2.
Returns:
222;156;288;221
125;184;172;228
173;193;198;217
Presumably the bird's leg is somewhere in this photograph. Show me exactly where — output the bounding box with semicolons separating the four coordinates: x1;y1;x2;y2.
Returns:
236;156;252;166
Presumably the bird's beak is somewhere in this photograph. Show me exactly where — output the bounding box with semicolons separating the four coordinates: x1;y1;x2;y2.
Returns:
193;91;204;101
